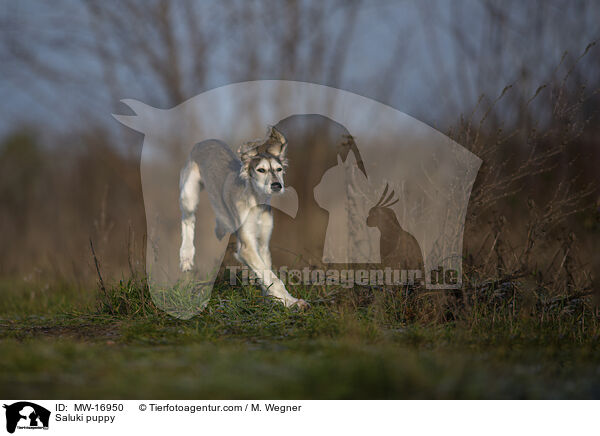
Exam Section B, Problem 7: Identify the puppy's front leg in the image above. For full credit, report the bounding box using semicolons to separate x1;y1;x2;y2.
235;228;305;308
237;244;299;307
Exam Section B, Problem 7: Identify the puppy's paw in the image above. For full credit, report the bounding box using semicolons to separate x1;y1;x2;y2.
180;258;194;272
291;299;310;311
180;269;195;282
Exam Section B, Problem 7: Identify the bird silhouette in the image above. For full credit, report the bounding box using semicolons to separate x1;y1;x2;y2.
367;184;424;272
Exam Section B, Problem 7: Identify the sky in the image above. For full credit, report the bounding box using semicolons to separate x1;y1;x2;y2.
0;0;598;143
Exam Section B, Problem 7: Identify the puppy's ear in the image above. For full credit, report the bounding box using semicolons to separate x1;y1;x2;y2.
240;145;258;163
239;137;261;159
266;126;287;158
267;142;288;159
239;144;259;180
268;126;286;143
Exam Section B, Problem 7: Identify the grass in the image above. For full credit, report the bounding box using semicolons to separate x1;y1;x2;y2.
1;277;599;399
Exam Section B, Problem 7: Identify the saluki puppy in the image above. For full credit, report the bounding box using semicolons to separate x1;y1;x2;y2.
179;126;308;309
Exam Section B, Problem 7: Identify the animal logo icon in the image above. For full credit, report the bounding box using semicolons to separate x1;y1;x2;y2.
3;402;50;434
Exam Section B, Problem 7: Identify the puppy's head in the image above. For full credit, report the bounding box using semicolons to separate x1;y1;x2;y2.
240;126;288;195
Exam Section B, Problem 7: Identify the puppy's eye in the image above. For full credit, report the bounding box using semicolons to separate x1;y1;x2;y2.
256;168;266;173
276;168;283;172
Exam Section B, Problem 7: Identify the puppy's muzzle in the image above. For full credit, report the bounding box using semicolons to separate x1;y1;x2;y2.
271;182;282;192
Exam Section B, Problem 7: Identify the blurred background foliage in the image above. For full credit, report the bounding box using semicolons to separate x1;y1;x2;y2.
0;0;598;290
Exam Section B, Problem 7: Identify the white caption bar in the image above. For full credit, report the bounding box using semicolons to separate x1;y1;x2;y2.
1;400;597;435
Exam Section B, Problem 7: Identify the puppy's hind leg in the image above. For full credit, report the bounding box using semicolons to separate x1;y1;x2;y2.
179;160;203;272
